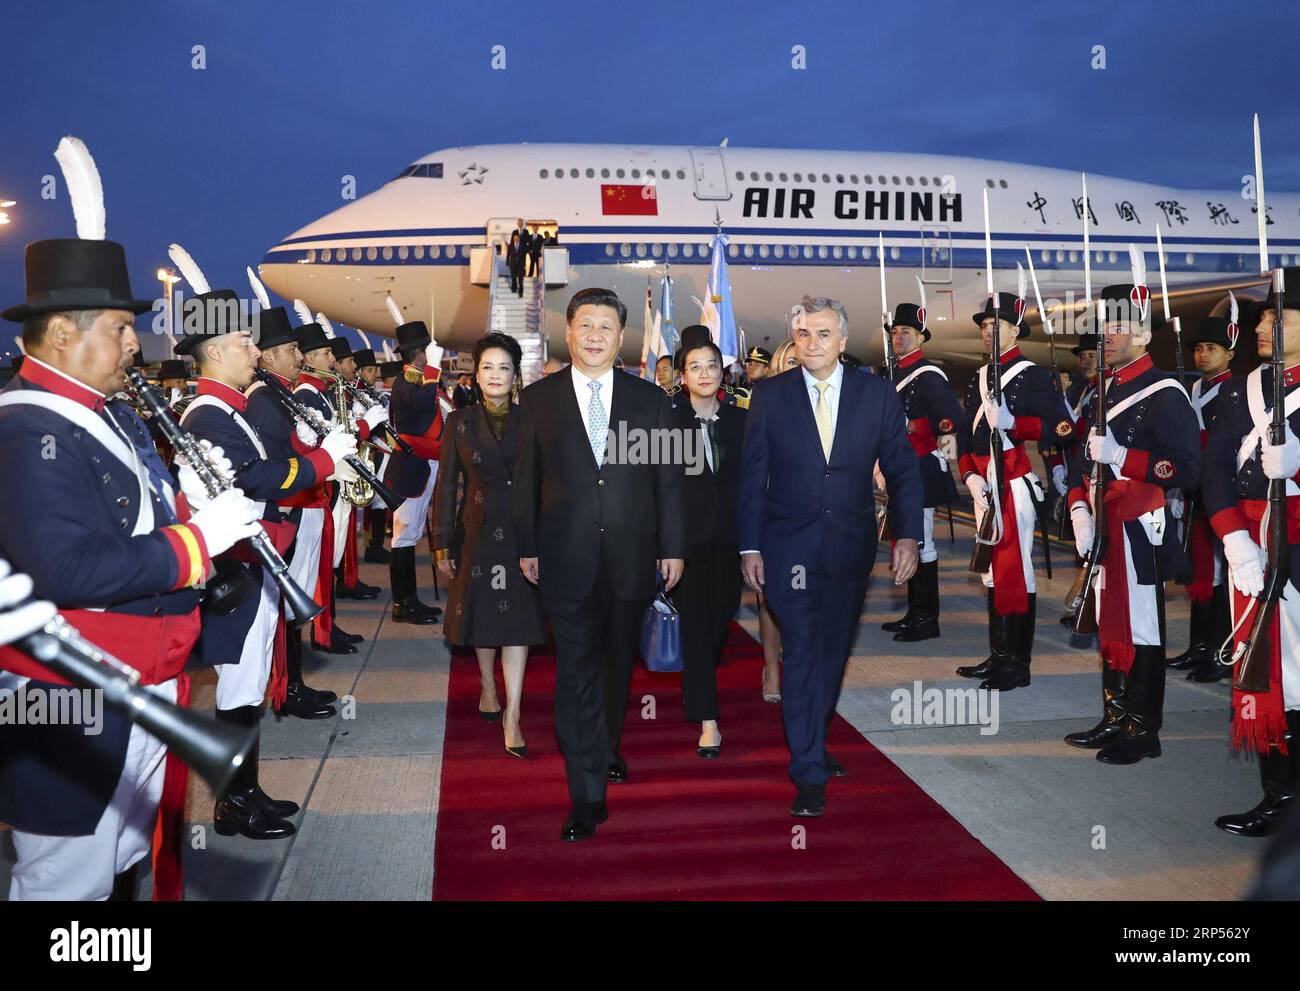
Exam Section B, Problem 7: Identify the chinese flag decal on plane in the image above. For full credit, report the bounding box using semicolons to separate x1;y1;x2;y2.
601;183;658;216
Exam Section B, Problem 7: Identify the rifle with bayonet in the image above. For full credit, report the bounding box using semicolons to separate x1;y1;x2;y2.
971;190;1005;573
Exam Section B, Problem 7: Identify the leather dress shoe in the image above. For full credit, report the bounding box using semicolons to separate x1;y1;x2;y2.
1096;728;1161;764
957;653;1003;680
561;801;608;842
894;616;939;642
339;578;381;600
1187;656;1230;683
280;683;337;720
332;624;365;645
607;755;628;783
881;612;915;634
311;634;358;655
362;545;391;564
791;786;825;817
254;786;299;819
214;790;296;839
391;597;438;625
826;753;846;777
1167;645;1206;671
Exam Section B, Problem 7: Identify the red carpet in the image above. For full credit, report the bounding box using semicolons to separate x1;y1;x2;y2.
432;624;1038;900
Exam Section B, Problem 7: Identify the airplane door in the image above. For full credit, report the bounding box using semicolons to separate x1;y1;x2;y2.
921;225;952;283
689;148;731;201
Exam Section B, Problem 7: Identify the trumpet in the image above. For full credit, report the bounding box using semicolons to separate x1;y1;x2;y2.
15;611;254;794
252;369;406;510
125;368;323;627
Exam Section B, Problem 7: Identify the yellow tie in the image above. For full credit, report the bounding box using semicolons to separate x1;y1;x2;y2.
813;381;833;461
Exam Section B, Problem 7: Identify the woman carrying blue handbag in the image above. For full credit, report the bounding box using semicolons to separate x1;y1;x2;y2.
668;328;747;759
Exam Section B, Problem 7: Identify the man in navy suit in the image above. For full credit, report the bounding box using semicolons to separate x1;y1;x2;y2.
739;296;923;817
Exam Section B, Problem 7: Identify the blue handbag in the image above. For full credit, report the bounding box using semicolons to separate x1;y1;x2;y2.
640;585;683;673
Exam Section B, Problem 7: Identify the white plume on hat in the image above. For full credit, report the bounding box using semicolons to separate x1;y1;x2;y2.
246;266;271;310
167;243;210;295
385;296;405;326
53;137;105;241
292;299;314;326
316;312;336;339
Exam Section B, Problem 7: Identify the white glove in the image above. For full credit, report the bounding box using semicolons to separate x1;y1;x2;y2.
425;340;444;370
0;560;56;646
1224;530;1267;598
965;472;990;511
295;420;319;448
187;489;263;558
1051;463;1068;498
984;398;1015;431
330;458;361;485
1260;425;1300;480
1166;492;1185;520
1070;503;1095;558
176;441;233;511
1087;430;1128;469
320;426;358;467
361;404;388;431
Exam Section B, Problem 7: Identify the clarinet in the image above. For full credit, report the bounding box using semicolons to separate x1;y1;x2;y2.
124;368;323;627
338;376;418;456
252;369;407;510
13;610;253;794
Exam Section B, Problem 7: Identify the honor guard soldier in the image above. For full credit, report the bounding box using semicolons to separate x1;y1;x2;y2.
1063;271;1201;765
1168;308;1238;682
956;290;1074;690
385;316;447;623
880;300;969;642
1202;271;1300;835
327;335;384;603
745;345;772;387
169;251;355;837
0;138;262;899
242;280;347;720
1065;333;1100;454
158;358;190;404
350;347;391;563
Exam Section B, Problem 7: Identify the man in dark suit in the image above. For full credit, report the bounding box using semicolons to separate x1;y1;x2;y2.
514;287;686;841
739;296;923;817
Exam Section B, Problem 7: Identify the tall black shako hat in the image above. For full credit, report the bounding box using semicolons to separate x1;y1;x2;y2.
2;137;154;322
1097;245;1154;329
1185;290;1241;352
1070;333;1100;356
891;277;932;341
352;348;377;369
243;265;298;351
287;299;332;357
157;359;189;380
384;294;431;353
167;244;256;357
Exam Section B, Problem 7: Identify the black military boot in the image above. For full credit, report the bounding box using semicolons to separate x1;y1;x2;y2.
1215;711;1299;837
1097;645;1165;764
981;593;1035;692
278;632;337;720
895;561;940;642
1064;662;1130;748
363;509;391;564
390;546;441;624
1189;584;1232;682
1168;597;1211;671
958;588;1008;678
213;707;296;839
881;575;918;633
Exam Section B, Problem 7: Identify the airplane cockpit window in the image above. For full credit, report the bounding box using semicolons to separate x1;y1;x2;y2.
393;163;442;179
999;179;1008;188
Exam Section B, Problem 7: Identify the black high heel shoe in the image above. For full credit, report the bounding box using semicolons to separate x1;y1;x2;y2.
505;743;528;759
478;707;502;723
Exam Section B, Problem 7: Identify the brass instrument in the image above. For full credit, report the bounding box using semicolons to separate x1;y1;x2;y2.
324;369;376;508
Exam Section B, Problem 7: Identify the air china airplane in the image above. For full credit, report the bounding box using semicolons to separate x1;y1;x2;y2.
258;143;1300;383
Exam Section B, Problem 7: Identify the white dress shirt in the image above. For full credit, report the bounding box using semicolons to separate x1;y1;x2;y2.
571;363;615;436
802;361;845;442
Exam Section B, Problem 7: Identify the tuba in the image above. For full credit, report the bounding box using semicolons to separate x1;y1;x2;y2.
327;370;376;508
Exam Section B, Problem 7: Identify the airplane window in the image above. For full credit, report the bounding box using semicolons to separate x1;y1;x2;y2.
382;247;393;260
934;177;943;186
555;169;564;179
877;175;886;184
460;245;470;258
570;168;579;178
1055;250;1065;263
620;244;631;257
779;172;788;182
652;244;663;257
742;244;753;258
759;244;770;258
667;243;678;257
847;245;858;259
890;247;900;261
398;246;408;260
999;179;1008;188
850;174;858;184
803;245;814;259
764;172;773;181
635;243;646;257
905;176;914;186
540;169;548;178
1068;250;1078;263
808;172;817;183
773;245;785;258
413;246;425;259
616;169;625;178
735;171;744;181
351;248;362;261
676;169;685;179
817;246;828;259
822;174;831;183
1095;250;1104;264
793;172;802;182
366;247;378;260
919;176;928;186
306;249;316;263
601;168;610;178
891;176;900;185
1040;249;1049;264
632;169;641;179
429;245;441;258
1185;252;1194;265
863;175;872;184
750;171;758;181
1107;250;1117;264
832;246;842;259
836;174;844;184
